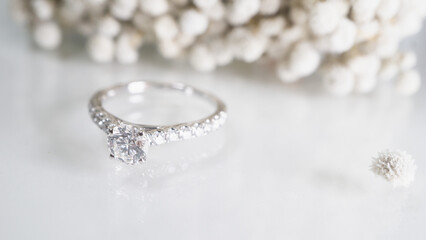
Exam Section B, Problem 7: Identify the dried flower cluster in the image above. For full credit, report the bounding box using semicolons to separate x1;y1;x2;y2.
11;0;425;95
371;149;417;187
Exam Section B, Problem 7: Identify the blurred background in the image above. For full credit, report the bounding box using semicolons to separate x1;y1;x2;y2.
1;0;426;239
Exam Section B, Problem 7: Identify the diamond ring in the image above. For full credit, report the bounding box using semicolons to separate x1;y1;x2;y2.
89;81;227;164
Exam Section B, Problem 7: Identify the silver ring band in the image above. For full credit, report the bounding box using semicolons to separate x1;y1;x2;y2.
88;81;227;164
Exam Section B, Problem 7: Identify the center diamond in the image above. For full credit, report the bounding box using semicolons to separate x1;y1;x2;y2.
107;124;149;164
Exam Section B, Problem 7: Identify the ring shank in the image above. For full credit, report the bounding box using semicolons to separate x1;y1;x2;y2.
89;81;227;132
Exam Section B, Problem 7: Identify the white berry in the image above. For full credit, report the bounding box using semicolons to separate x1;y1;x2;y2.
288;42;321;77
98;15;121;37
139;0;168;17
328;19;357;53
33;21;62;50
323;64;355;95
309;1;342;36
87;35;115;62
154;15;178;40
180;9;209;36
395;70;421;96
189;44;216;72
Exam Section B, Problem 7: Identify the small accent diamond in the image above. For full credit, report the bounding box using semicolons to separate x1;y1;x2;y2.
193;124;205;137
212;115;221;130
179;126;193;139
98;118;111;132
219;112;227;124
203;120;212;133
150;131;167;145
167;128;180;142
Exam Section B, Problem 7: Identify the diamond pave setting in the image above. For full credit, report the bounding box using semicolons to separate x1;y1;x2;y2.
107;123;149;164
147;111;227;146
90;106;227;165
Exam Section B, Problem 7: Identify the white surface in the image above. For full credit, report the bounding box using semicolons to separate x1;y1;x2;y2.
1;4;426;240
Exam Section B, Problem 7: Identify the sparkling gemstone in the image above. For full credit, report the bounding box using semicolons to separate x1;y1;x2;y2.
219;112;227;124
193;124;205;137
96;112;105;118
98;118;111;132
107;124;149;164
167;129;180;142
212;115;221;129
150;131;166;145
179;126;193;139
203;120;212;133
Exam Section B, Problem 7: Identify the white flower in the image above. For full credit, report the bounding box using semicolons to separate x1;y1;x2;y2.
115;32;143;64
378;58;399;81
351;0;381;23
139;0;168;17
158;40;182;59
327;19;356;53
154;15;178;40
356;20;380;43
227;27;268;62
33;21;62;50
276;61;299;83
258;16;286;36
193;0;218;10
288;42;321;77
226;0;260;25
31;0;54;20
323;64;355;95
399;0;426;20
259;0;281;16
202;2;225;21
347;54;381;77
110;0;138;20
395;70;421;96
116;45;139;64
12;0;426;96
278;26;306;45
354;75;377;93
209;38;233;66
334;0;351;16
309;1;343;36
312;37;331;53
180;9;209;36
395;15;423;38
373;31;399;58
398;51;417;71
377;0;401;21
396;0;425;37
87;35;115;62
371;149;417;187
189;44;216;72
97;15;121;37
